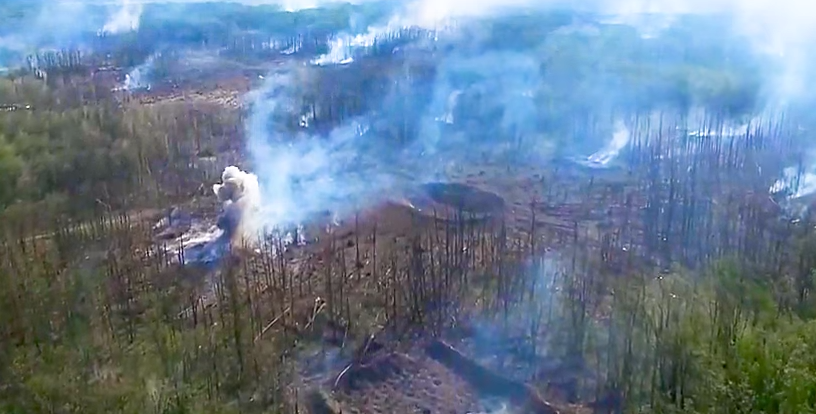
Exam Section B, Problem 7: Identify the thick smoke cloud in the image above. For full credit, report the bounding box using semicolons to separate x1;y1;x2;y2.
213;166;262;242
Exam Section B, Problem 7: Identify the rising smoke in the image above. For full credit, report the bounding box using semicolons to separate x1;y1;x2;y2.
584;121;632;168
156;166;261;266
243;68;398;233
212;165;262;243
99;0;144;34
242;45;560;234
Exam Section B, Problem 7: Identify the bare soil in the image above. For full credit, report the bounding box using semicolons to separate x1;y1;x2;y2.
305;338;562;414
331;351;487;414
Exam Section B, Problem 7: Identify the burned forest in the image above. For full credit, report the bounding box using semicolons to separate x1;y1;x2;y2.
2;1;816;414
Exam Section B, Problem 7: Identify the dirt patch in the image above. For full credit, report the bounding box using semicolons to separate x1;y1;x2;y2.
397;182;506;224
425;340;559;414
422;183;506;215
329;350;488;414
303;338;561;414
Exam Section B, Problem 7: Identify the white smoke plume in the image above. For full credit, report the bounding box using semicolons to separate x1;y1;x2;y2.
585;121;632;168
100;0;144;34
213;166;262;244
770;166;816;199
114;54;155;91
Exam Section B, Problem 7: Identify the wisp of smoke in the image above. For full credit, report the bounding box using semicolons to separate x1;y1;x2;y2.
116;54;155;91
585;121;631;168
311;28;390;65
407;51;541;159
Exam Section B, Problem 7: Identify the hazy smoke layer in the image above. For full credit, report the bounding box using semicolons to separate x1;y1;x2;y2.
245;48;561;232
240;0;816;232
10;0;815;226
0;0;363;62
35;0;816;90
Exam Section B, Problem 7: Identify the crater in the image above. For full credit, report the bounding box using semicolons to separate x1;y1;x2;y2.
396;182;505;222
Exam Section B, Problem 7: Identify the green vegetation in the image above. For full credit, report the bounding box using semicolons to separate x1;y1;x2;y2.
580;260;816;413
0;76;239;226
0;223;290;414
4;196;816;413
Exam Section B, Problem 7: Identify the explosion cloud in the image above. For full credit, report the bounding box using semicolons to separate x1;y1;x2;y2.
213;166;262;244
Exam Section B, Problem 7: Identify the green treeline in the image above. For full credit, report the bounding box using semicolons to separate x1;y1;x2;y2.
586;259;816;413
0;77;240;224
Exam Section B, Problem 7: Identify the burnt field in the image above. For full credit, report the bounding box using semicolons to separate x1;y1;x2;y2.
32;110;805;413
3;91;815;413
